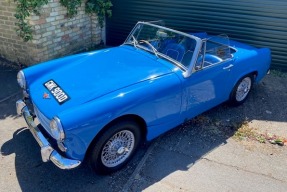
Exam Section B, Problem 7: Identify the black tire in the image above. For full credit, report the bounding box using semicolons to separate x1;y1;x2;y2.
89;121;142;174
229;74;254;106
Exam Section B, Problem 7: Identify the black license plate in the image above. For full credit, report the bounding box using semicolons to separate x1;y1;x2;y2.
44;80;70;105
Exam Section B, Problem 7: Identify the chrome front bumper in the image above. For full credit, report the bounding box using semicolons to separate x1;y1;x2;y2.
16;99;81;169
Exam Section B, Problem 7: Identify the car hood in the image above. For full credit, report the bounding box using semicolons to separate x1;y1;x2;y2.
28;45;173;119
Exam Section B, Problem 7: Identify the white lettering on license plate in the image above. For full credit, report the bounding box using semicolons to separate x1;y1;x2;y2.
44;80;69;104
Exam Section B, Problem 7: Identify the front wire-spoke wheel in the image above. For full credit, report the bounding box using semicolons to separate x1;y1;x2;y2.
89;121;142;174
101;130;135;168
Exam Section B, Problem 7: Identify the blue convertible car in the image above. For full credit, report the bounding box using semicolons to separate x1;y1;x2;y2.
16;21;271;174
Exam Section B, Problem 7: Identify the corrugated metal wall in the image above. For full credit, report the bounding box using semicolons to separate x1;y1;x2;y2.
106;0;287;71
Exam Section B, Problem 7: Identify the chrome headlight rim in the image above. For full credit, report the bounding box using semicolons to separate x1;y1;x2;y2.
50;117;65;141
17;70;26;89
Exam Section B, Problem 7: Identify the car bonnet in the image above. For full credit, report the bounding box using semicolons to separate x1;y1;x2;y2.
28;45;173;119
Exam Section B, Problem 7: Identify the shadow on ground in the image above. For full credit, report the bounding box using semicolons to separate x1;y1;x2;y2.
0;109;148;191
0;64;20;120
1;72;286;191
0;60;20;97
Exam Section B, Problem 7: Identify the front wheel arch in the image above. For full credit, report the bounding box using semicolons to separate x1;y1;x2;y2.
84;114;147;163
88;120;143;174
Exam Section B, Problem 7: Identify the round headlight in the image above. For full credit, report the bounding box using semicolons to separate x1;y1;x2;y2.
50;117;65;141
17;70;26;89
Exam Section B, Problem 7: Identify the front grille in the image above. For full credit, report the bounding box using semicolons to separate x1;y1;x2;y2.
33;105;53;136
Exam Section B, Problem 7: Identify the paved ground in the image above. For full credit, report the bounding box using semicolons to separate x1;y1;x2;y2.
0;63;287;192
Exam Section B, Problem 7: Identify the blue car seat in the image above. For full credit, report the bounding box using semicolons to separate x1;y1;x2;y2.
163;43;186;62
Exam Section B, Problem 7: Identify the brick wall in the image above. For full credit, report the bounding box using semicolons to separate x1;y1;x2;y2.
0;0;102;66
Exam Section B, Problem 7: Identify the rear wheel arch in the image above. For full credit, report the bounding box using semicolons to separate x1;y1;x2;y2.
252;71;259;81
229;71;257;106
230;71;257;91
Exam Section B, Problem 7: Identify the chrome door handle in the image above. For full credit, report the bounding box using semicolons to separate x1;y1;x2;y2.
223;64;234;70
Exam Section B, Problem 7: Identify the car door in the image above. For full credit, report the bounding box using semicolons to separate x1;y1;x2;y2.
181;40;234;119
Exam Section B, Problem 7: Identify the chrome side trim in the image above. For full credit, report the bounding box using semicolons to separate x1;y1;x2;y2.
16;99;81;169
223;64;234;70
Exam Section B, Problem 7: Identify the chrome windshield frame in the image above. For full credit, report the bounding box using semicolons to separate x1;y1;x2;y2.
124;21;202;78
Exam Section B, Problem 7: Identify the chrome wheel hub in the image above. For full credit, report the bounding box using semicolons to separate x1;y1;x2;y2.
101;130;135;167
117;146;127;155
236;77;252;102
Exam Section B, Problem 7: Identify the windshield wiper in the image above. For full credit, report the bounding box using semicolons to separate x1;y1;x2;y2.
125;36;159;58
124;35;139;48
139;40;158;58
131;35;138;47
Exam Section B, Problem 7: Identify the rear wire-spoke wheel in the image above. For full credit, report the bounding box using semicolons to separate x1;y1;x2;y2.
89;121;142;174
230;74;253;106
236;77;252;102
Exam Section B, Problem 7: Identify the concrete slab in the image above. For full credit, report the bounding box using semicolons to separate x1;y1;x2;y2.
129;140;287;192
204;139;287;182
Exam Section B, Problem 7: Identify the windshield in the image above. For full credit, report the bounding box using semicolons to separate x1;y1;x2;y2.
124;22;198;69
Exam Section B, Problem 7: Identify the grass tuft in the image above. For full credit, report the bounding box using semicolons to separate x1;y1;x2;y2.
233;121;286;146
